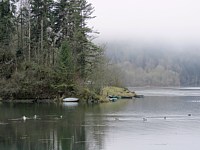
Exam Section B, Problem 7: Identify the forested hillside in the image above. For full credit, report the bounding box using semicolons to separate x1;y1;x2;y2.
0;0;114;100
106;40;200;87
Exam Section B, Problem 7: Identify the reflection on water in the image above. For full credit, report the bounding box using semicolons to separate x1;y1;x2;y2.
1;88;200;150
62;102;79;107
0;103;86;150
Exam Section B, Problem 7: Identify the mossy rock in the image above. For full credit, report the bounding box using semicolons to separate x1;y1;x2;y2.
101;86;135;101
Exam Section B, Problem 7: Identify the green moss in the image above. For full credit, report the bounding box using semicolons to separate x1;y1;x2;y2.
102;86;135;97
100;86;135;102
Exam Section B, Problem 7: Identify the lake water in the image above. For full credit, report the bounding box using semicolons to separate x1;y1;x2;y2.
1;87;200;150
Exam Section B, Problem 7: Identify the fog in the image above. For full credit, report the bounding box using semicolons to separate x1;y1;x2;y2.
87;0;200;86
88;0;200;44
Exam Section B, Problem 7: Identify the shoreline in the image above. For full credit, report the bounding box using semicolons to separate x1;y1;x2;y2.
0;86;136;103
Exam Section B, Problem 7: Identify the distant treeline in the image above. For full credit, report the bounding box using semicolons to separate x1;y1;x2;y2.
106;41;200;87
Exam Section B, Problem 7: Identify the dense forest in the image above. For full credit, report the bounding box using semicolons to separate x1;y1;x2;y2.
2;0;198;101
0;0;120;101
106;40;200;87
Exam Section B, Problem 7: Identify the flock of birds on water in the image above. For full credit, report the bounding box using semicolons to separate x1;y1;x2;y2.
141;113;192;122
7;115;63;122
114;113;193;122
0;115;63;125
0;113;193;125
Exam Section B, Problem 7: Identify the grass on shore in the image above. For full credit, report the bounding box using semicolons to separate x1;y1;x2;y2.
100;86;136;102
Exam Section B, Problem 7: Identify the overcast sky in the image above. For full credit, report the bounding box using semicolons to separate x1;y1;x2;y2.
88;0;200;44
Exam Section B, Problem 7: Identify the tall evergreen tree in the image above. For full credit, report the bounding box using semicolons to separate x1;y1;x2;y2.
58;40;75;83
0;0;14;47
16;0;31;60
53;0;99;79
30;0;53;64
0;0;16;79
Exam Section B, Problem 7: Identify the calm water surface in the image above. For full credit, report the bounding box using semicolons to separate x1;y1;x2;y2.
1;87;200;150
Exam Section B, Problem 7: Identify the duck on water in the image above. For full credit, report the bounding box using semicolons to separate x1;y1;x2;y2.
23;115;39;120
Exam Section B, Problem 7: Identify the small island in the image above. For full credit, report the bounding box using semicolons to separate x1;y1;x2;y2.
100;86;136;102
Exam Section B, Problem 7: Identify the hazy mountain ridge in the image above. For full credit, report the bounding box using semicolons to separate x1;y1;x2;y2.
105;41;200;87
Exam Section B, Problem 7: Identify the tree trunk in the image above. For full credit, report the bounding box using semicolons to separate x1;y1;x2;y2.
28;4;31;62
41;18;44;64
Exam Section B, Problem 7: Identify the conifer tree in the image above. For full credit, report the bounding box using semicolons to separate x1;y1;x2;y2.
0;0;14;47
30;0;53;64
59;40;75;83
0;0;16;79
53;0;100;79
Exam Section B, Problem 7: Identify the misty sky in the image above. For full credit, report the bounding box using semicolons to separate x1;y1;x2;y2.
88;0;200;43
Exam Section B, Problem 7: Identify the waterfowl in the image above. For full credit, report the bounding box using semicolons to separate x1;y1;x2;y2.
143;118;147;122
55;115;62;119
114;118;119;121
33;115;37;119
22;116;27;121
